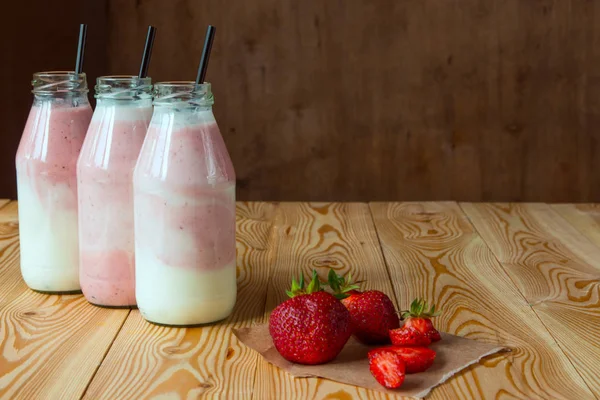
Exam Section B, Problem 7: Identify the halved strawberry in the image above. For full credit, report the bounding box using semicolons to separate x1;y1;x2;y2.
401;298;442;342
389;325;431;346
386;346;436;373
367;348;406;389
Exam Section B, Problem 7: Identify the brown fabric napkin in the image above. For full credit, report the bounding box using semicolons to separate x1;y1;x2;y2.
233;323;509;399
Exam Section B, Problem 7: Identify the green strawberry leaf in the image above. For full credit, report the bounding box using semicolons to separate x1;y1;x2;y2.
325;268;363;297
287;273;309;298
403;298;442;318
328;268;340;292
306;270;321;294
290;278;299;293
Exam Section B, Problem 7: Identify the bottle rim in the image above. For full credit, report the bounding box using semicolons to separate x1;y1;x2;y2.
31;71;88;94
153;81;213;106
95;75;152;100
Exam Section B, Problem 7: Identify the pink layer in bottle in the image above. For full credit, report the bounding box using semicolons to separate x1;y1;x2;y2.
17;104;92;207
135;120;236;271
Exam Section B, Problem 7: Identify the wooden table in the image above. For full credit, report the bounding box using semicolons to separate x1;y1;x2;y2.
0;200;599;399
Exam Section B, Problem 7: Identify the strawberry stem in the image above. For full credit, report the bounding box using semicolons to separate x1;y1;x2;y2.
325;268;361;299
401;298;442;319
286;270;322;298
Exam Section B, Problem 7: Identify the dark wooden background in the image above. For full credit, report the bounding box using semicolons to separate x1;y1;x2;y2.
2;0;599;202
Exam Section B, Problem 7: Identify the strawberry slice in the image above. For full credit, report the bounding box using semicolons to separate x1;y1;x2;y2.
401;298;442;342
389;325;431;346
386;346;436;373
367;348;406;389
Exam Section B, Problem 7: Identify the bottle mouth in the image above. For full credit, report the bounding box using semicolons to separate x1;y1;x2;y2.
153;81;213;106
95;75;152;100
32;71;88;94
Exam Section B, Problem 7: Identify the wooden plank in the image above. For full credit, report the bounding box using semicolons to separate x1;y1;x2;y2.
0;201;17;222
370;202;595;400
0;202;129;399
83;202;278;399
253;202;400;400
0;202;22;304
551;204;600;248
461;202;600;396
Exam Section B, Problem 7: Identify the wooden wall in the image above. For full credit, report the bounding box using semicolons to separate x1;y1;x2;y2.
2;0;600;202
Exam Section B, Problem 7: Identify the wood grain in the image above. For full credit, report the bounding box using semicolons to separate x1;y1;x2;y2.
0;203;129;399
552;204;600;248
0;202;22;305
83;202;278;399
0;201;17;221
461;202;600;396
370;202;595;399
253;202;402;400
2;200;599;398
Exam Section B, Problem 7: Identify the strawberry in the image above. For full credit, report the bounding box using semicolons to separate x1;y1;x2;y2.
368;348;406;389
389;325;431;346
401;298;442;342
385;346;436;373
269;270;353;365
327;269;400;344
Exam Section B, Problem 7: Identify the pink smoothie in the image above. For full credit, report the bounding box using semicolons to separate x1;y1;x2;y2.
17;104;92;206
77;107;151;307
16;103;92;292
134;120;236;271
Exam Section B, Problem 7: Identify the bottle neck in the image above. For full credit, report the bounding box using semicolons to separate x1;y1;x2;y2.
33;93;90;107
150;104;216;129
96;97;153;107
95;75;153;102
152;81;214;110
31;71;89;104
153;103;213;112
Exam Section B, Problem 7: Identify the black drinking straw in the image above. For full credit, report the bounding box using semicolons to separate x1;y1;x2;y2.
75;24;87;74
195;25;216;84
138;26;157;78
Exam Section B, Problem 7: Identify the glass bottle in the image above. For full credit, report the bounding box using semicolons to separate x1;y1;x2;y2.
77;76;153;307
15;71;92;293
133;82;236;325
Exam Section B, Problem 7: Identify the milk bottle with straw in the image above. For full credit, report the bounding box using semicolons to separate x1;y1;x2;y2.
16;25;92;292
77;27;157;307
134;26;237;325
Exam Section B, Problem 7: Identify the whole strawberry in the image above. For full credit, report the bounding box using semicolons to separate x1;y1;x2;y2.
328;269;400;345
269;270;353;365
401;298;442;342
